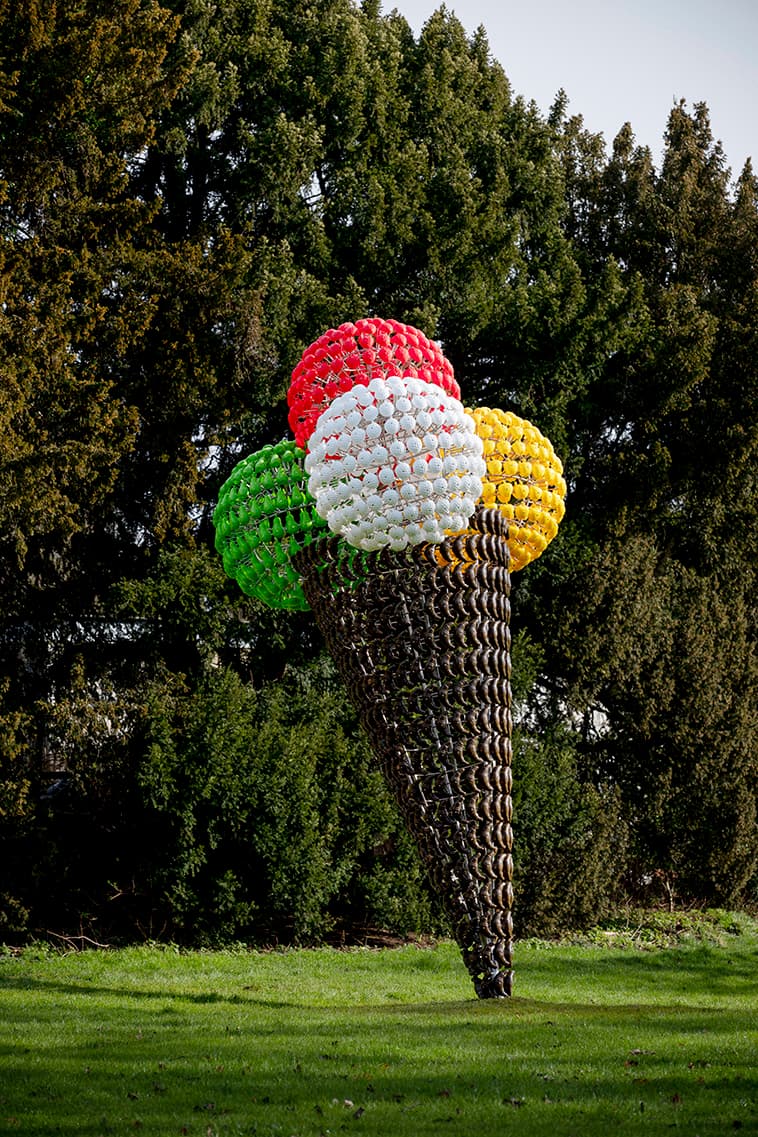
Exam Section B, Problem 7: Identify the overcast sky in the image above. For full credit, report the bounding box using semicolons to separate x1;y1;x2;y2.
391;0;757;179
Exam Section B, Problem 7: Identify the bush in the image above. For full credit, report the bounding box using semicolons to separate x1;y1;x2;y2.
512;722;629;938
0;654;438;945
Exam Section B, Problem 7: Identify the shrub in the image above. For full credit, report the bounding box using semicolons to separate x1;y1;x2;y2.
513;722;629;938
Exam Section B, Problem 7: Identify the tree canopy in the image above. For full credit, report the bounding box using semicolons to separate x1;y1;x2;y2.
1;0;755;942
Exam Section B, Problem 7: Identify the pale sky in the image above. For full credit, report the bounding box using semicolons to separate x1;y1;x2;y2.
391;0;757;179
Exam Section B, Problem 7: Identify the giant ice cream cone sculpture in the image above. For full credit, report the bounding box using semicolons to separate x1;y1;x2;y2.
213;318;566;997
294;507;514;996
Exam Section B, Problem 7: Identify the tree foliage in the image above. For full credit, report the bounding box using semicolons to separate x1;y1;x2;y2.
1;0;755;942
547;97;758;905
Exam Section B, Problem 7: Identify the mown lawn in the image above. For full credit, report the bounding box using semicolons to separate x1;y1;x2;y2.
0;917;756;1136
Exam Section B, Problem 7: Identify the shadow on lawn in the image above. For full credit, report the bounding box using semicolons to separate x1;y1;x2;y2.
0;975;293;1008
0;978;752;1033
0;994;754;1137
1;943;756;1135
0;940;755;1013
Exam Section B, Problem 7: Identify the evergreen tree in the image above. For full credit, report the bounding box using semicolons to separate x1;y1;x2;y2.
2;2;754;939
0;0;189;932
549;97;758;902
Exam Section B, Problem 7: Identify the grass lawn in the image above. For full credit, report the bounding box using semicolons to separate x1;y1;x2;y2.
0;914;756;1136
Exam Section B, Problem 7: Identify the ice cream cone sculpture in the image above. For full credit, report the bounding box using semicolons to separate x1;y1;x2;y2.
213;318;566;997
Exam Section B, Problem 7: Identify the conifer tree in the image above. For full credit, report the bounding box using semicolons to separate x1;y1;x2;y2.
2;2;755;937
549;98;758;903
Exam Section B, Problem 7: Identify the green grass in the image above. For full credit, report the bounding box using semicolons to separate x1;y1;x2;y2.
1;918;756;1136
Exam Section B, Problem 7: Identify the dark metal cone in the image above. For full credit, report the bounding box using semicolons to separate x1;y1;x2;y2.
294;508;514;998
